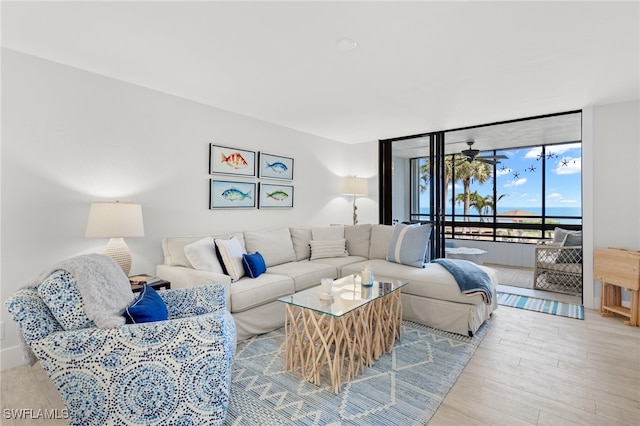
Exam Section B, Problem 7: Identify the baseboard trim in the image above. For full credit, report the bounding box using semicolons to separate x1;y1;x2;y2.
1;345;25;371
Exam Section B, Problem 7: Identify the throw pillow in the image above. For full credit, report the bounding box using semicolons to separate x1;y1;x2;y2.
309;239;348;260
242;252;267;278
124;284;168;324
558;229;583;263
184;237;224;273
311;225;344;241
386;223;432;268
215;236;247;282
38;269;95;330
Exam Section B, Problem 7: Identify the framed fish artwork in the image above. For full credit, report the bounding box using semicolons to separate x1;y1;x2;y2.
210;180;256;209
258;152;294;180
210;144;256;177
259;183;294;209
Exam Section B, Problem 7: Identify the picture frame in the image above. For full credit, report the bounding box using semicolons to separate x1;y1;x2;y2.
258;152;294;180
210;144;256;177
259;183;294;209
210;180;256;209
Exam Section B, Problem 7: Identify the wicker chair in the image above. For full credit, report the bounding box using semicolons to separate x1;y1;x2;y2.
533;240;583;294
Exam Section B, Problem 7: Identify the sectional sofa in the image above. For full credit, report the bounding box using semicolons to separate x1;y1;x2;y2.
156;224;498;341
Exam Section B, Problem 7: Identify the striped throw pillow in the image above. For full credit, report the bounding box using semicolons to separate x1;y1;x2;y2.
387;223;432;268
309;239;348;260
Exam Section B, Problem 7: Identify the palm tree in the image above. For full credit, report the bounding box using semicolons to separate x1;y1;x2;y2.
420;156;493;220
455;192;509;221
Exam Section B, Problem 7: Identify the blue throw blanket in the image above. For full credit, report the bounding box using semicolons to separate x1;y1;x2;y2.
432;258;493;304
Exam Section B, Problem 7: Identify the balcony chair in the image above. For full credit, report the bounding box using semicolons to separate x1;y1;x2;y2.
533;228;583;295
5;254;236;426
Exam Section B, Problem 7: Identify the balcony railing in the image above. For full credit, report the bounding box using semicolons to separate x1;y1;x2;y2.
410;213;582;244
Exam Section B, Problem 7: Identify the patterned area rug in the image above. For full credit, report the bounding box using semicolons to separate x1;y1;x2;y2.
225;321;489;425
497;292;585;320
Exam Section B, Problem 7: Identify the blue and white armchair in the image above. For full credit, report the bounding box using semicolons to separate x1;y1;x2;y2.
6;282;236;426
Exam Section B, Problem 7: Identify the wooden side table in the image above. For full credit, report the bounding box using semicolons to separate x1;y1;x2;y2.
594;247;640;326
131;279;171;293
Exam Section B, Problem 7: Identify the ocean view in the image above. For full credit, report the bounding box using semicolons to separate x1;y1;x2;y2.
418;206;582;224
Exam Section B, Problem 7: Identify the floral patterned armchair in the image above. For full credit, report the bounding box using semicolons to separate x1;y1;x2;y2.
6;282;236;426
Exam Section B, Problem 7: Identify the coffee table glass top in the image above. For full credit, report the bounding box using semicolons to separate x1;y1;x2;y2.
277;274;408;317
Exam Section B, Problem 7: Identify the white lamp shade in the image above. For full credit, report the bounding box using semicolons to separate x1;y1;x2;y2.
85;202;145;238
341;177;368;196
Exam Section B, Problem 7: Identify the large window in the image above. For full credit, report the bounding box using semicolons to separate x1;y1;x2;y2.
384;111;583;245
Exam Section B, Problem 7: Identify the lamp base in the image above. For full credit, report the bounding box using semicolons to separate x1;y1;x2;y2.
103;237;132;276
352;197;358;225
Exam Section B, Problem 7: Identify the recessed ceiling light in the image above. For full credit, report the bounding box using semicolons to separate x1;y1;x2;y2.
337;38;357;51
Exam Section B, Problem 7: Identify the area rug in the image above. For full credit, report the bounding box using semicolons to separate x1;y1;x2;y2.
497;292;584;320
225;320;490;425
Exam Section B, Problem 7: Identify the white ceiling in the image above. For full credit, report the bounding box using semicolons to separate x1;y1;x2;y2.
2;1;639;144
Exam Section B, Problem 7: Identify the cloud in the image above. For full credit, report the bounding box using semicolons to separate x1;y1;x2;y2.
497;168;512;176
522;143;581;160
560;199;577;203
547;192;563;200
554;157;581;175
524;147;541;159
504;178;527;187
547;143;581;155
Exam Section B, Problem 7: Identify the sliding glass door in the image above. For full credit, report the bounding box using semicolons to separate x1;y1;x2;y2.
379;132;446;259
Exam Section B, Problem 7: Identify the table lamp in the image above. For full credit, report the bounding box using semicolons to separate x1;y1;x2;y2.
85;201;144;276
341;176;368;225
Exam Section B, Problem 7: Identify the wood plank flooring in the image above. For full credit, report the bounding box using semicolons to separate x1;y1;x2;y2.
1;306;638;425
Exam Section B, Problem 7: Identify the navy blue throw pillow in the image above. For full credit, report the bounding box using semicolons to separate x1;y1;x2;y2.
124;284;168;324
242;252;267;278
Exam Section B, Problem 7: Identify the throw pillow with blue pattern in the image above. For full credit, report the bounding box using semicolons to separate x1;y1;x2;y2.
38;269;95;330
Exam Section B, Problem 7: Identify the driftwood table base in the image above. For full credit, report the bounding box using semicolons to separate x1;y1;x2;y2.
283;287;403;394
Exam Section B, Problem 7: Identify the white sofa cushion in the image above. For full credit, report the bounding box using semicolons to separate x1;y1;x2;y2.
312;225;344;240
244;228;296;267
215;236;246;282
163;232;245;267
345;224;372;258
369;224;394;259
268;261;338;292
229;274;294;313
342;259;497;306
184;237;224;274
290;227;312;260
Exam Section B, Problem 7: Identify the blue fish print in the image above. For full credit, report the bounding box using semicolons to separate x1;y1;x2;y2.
221;187;252;201
266;161;288;173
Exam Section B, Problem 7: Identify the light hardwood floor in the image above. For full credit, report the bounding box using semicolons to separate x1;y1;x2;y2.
1;306;638;425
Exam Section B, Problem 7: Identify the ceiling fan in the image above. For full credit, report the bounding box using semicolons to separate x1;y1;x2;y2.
459;140;508;165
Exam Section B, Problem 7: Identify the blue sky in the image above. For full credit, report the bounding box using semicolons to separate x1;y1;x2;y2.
420;142;582;211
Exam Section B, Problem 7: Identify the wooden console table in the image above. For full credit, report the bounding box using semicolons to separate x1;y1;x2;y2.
594;247;640;326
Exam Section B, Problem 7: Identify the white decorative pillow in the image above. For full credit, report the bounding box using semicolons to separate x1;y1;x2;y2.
312;225;344;241
215;236;247;282
387;223;432;268
38;269;95;330
184;237;224;274
309;239;348;260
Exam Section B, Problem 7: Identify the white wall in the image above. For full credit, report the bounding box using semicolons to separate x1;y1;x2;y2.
587;100;640;309
0;49;377;368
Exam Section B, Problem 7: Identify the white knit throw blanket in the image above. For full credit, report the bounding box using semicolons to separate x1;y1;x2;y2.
19;254;135;365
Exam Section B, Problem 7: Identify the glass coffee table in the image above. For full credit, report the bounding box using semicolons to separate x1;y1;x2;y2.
277;275;408;393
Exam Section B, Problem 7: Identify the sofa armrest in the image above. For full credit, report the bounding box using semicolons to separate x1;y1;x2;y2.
156;264;231;309
158;284;228;318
